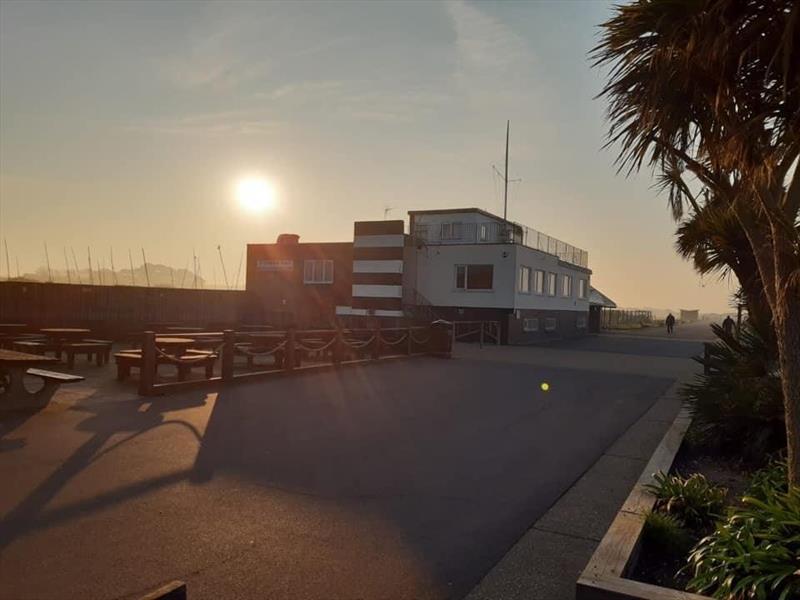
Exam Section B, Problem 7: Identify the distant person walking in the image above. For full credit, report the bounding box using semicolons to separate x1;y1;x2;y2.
665;313;676;335
722;315;735;336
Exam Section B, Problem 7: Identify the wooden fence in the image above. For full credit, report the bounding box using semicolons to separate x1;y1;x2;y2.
0;281;257;337
138;322;452;396
451;321;501;347
601;309;653;329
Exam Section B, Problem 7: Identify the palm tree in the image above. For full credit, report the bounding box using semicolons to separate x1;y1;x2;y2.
594;0;800;485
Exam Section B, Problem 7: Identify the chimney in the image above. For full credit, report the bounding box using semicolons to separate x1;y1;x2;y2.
276;233;300;244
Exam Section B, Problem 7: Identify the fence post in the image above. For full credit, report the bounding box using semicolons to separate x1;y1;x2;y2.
372;322;381;360
479;322;484;348
139;331;156;396
285;327;296;370
407;327;413;355
333;327;343;365
222;329;235;381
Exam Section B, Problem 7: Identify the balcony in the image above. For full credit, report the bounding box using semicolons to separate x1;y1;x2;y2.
413;220;589;269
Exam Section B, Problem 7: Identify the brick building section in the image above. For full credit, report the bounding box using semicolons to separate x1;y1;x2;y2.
245;238;352;327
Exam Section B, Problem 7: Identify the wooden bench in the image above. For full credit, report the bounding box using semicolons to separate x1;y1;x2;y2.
115;351;218;382
26;368;84;394
62;342;111;368
83;339;113;363
12;340;62;359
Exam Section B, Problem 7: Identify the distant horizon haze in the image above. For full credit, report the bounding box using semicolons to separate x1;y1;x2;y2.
0;0;735;312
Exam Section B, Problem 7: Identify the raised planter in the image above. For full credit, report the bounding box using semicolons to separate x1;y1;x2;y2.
576;406;712;600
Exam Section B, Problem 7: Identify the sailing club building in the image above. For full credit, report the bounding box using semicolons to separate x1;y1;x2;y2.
246;208;599;344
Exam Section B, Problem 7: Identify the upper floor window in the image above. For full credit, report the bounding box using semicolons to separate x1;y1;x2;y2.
304;259;333;284
579;279;588;299
518;266;532;293
534;270;545;295
479;223;489;242
562;274;572;297
547;272;557;296
441;222;463;240
455;264;493;290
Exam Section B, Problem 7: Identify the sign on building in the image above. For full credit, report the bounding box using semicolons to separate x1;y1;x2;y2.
257;259;294;271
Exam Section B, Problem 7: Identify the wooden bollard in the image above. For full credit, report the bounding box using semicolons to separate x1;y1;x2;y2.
285;327;296;370
372;324;381;360
222;329;235;381
139;331;157;396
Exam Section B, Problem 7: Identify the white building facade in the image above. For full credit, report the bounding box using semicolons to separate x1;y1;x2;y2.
405;208;591;343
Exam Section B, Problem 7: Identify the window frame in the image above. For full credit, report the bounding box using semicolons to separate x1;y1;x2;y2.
547;272;557;297
518;265;532;294
441;222;463;241
522;317;539;332
544;317;557;331
303;259;334;284
533;269;545;295
479;223;488;242
579;279;587;299
561;274;572;298
454;264;494;291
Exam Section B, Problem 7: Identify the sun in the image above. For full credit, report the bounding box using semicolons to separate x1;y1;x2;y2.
236;177;276;213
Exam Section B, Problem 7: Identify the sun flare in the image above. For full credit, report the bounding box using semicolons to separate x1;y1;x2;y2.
236;177;276;213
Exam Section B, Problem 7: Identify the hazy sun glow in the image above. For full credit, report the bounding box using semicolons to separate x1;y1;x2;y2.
236;177;276;212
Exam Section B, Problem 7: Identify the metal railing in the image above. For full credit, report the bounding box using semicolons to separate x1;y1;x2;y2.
601;309;653;329
413;221;588;269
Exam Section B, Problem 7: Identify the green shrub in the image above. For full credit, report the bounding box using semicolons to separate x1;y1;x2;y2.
642;511;694;556
644;471;727;529
746;458;789;501
685;487;800;600
681;323;785;460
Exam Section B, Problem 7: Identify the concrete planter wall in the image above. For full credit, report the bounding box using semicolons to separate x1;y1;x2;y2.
576;407;713;600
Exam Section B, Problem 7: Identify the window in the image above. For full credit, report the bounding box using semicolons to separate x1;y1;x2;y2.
479;223;488;242
533;270;545;295
576;315;587;329
547;272;557;296
562;274;572;297
518;266;531;293
579;279;588;299
544;317;557;331
523;317;539;332
455;264;493;290
441;222;463;240
303;259;333;284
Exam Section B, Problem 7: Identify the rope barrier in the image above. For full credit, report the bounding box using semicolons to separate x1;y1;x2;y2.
410;333;431;345
380;333;408;346
235;341;286;357
342;336;375;349
294;337;337;353
154;346;217;365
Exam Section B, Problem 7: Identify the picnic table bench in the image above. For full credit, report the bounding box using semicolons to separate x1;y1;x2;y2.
0;349;84;410
115;349;217;382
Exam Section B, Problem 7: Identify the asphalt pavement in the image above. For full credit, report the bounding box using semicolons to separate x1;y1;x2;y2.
0;329;703;600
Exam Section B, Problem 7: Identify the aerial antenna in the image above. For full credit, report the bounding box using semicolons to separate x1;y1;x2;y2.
493;120;522;222
234;248;244;290
3;239;10;280
87;247;94;285
71;247;82;284
170;266;175;288
110;247;118;285
193;250;198;289
128;249;136;286
141;248;151;287
44;243;53;282
217;245;230;289
63;247;71;284
15;256;20;279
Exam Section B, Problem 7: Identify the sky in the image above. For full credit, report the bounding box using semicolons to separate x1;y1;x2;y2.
0;0;736;311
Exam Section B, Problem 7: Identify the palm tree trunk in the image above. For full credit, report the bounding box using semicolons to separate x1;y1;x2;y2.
775;294;800;488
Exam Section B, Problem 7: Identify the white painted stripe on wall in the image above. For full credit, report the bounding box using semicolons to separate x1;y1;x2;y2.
353;234;405;248
352;284;403;298
374;309;404;317
336;306;368;316
352;260;404;274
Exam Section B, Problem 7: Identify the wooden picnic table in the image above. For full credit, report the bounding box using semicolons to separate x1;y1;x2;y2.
0;349;58;401
155;337;196;355
164;326;205;333
40;328;92;340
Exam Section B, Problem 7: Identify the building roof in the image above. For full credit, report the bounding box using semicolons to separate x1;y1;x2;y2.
589;286;617;308
408;207;512;223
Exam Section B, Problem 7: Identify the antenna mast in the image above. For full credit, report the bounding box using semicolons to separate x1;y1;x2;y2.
71;247;82;284
503;120;509;221
63;247;71;284
87;247;94;285
110;247;118;285
217;245;230;290
128;249;136;286
3;239;10;280
141;248;151;287
44;243;53;282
